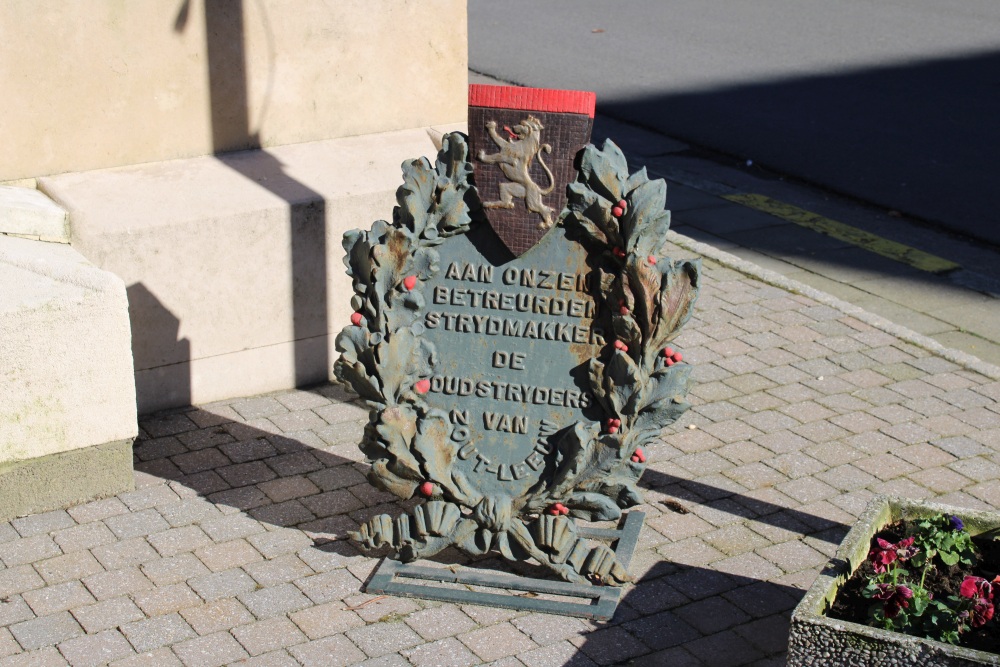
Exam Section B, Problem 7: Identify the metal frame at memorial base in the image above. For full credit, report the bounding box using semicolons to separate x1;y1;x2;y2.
366;511;644;620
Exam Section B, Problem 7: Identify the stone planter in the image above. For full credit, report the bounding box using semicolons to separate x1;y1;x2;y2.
788;496;1000;667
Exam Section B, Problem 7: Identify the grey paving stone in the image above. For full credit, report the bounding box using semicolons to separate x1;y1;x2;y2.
34;550;105;586
216;462;277;488
82;567;154;601
51;523;117;554
11;512;75;539
238;583;312;619
673;596;752;635
133;583;202;617
230;649;300;666
194;539;263;573
109;647;182;666
623;608;701;652
0;525;17;546
403;636;480;667
405;605;477;642
243;554;312;588
231;617;307;656
347;595;420;623
118;485;181;512
171;631;249;667
0;565;44;598
0;628;19;659
198;516;266;543
23;581;95;616
119;613;196;652
103;509;170;540
683;628;766;667
294;569;362;604
140;553;211;587
249;500;315;527
288;602;365;639
572;625;647;665
146;525;212;558
247;529;313;560
9;612;83;650
289;634;367;667
70;596;145;634
219;439;278;464
257;476;321;503
179;598;255;636
56;629;134;667
0;596;34;627
0;647;70;667
141;413;198;438
347;621;423;658
188;569;258;602
231;397;289;421
0;535;61;567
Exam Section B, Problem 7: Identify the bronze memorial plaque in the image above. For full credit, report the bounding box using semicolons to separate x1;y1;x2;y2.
334;86;700;616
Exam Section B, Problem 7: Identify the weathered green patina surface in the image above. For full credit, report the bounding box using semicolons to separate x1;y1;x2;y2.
334;125;700;585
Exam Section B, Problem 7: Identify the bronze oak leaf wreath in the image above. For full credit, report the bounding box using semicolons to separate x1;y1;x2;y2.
334;134;700;585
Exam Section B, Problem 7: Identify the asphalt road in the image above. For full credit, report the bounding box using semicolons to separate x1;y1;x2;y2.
468;0;1000;246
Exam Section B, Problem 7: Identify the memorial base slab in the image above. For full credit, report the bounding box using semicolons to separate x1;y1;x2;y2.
366;511;644;620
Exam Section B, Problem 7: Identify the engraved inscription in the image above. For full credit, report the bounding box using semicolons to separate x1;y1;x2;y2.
418;225;606;489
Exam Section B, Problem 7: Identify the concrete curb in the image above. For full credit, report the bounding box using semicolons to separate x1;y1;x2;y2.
668;230;1000;381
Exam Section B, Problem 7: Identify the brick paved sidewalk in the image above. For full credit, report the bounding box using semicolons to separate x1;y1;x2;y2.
2;241;998;667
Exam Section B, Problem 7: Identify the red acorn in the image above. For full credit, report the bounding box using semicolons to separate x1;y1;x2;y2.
419;481;434;497
414;379;430;394
662;347;683;365
612;247;625;258
614;340;628;352
619;305;629;315
350;312;363;326
611;205;624;218
647;255;657;265
618;199;627;209
631;448;647;464
559;504;570;516
403;275;417;290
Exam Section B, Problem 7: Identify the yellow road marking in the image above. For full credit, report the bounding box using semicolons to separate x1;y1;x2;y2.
722;193;961;275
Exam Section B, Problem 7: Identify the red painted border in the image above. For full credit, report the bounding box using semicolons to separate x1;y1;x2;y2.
469;84;596;118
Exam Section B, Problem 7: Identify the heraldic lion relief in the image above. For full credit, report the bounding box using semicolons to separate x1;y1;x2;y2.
477;115;557;229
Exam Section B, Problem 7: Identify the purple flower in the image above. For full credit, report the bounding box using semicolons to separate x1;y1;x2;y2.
960;576;993;601
970;599;995;628
949;515;964;532
868;537;918;573
872;583;914;618
894;536;918;562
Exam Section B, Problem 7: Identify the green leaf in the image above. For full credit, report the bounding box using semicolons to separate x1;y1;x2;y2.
577;140;628;203
651;259;701;351
548;422;599;499
566;492;621;522
604;350;644;416
621;177;666;251
410;409;475;505
938;550;960;566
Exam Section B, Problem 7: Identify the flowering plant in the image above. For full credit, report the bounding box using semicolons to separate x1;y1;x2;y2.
851;513;999;646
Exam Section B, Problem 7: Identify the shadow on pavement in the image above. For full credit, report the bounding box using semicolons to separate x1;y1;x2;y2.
600;49;1000;249
136;386;839;666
